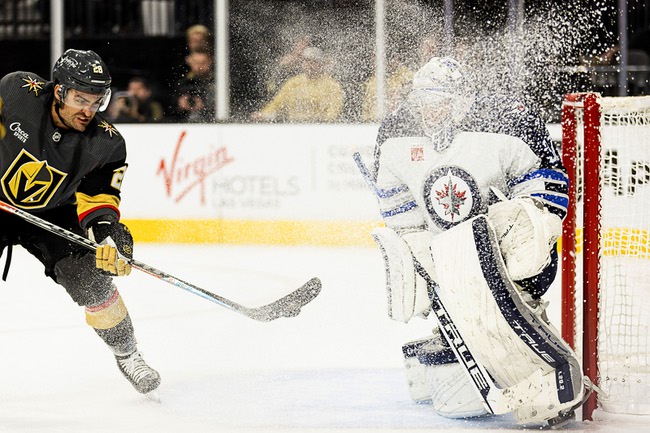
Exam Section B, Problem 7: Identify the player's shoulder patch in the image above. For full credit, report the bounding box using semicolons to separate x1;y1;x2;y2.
18;74;47;97
0;72;52;119
2;71;47;96
96;118;121;139
0;72;48;97
82;115;126;161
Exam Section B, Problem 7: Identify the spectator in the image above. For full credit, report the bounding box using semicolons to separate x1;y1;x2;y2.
360;52;414;122
171;24;213;103
186;24;211;54
251;47;344;123
176;49;215;122
418;33;441;67
263;35;314;98
108;77;164;123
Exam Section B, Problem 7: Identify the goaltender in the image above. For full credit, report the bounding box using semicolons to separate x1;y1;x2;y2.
0;49;160;394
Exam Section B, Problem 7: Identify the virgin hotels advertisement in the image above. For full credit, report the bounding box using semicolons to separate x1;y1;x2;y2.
118;123;379;221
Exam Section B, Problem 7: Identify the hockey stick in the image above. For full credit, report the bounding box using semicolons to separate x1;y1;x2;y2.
0;200;321;322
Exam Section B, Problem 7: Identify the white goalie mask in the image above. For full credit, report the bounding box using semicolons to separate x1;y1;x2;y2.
407;57;475;151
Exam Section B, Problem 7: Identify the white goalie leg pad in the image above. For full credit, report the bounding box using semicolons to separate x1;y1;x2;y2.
402;333;488;418
403;337;436;404
372;227;434;322
429;215;584;424
487;196;562;281
513;371;588;425
428;361;490;419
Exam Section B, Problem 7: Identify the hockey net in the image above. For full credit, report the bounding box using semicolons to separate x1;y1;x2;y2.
561;93;650;420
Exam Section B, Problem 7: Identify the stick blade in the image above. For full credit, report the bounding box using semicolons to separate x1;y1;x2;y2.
244;277;322;322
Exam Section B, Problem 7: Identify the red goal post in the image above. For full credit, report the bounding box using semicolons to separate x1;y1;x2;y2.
561;93;650;421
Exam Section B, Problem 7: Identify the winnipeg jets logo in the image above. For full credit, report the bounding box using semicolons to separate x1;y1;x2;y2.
21;76;45;96
435;176;467;220
98;120;119;137
423;166;482;230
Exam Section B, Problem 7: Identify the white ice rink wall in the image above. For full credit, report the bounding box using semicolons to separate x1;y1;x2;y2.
118;123;383;245
119;123;562;246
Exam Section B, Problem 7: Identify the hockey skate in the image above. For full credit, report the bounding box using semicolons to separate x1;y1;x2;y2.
545;376;595;430
116;350;161;394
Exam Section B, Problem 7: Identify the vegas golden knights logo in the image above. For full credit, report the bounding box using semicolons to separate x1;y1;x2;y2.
1;149;67;209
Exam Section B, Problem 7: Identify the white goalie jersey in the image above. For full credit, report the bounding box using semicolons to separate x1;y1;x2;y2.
373;94;569;237
365;94;570;323
376;130;539;235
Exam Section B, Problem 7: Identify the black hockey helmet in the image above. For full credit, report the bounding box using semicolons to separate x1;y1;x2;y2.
52;49;112;110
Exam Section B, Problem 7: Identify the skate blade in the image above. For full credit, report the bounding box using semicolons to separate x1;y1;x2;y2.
145;390;161;403
546;410;575;429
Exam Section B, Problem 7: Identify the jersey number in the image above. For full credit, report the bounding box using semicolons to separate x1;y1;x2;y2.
111;166;127;190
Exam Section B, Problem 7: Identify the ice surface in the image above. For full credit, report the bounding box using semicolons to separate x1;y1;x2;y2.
0;244;646;432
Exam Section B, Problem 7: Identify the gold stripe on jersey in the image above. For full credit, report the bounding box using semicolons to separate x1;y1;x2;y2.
76;192;120;217
85;290;128;330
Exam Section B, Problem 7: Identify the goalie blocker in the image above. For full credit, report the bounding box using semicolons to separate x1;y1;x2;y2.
374;215;586;425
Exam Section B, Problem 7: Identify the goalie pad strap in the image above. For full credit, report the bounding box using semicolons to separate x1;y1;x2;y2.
402;333;457;366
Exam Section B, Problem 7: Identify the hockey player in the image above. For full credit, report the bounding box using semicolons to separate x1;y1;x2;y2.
0;49;160;395
359;57;587;426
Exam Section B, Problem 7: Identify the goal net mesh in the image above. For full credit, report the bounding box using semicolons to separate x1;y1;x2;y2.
565;95;650;415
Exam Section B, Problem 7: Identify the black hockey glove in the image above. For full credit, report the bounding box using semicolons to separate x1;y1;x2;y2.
88;218;134;277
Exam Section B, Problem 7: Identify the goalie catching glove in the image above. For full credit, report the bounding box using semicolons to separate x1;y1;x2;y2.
88;216;134;276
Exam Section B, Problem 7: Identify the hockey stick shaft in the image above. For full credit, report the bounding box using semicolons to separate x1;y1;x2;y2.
0;200;321;322
412;259;509;414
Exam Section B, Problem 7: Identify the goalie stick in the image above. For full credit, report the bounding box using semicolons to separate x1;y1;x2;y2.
0;200;321;322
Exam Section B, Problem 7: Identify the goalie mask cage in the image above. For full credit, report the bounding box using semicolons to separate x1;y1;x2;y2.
561;93;650;421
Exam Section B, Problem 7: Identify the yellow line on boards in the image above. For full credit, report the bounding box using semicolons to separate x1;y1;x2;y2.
123;219;384;247
124;220;650;258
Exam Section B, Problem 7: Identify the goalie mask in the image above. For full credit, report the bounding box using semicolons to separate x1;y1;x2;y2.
407;57;474;151
52;49;112;112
